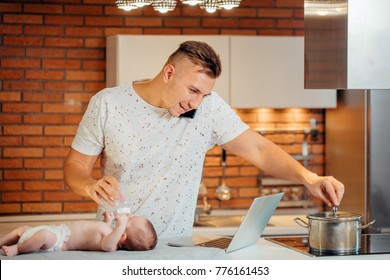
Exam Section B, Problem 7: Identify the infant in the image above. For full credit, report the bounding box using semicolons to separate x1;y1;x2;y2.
0;212;157;257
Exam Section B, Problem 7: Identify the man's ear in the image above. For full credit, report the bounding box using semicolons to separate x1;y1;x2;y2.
163;64;175;82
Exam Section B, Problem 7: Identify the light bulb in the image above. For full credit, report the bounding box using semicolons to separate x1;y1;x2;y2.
132;0;152;7
182;0;203;5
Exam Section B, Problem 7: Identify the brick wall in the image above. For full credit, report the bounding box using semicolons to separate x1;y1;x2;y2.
0;0;322;215
203;108;324;210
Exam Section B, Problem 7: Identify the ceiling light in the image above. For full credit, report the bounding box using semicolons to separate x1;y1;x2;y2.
218;0;241;10
181;0;203;5
115;0;138;11
200;0;219;13
116;0;241;14
152;0;177;13
131;0;152;7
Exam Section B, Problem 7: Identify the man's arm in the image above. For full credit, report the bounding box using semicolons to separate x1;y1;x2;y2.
64;148;120;205
222;129;344;207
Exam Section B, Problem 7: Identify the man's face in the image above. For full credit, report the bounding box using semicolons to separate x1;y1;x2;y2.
162;60;216;117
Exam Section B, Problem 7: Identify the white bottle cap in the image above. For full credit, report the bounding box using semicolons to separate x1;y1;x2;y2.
116;207;131;214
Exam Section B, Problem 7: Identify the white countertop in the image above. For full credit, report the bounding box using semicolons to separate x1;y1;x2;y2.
192;214;390;260
228;238;390;260
2;213;387;280
1;213;389;260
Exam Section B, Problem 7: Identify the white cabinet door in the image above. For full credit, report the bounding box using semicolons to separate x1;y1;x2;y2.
230;36;336;108
106;35;230;103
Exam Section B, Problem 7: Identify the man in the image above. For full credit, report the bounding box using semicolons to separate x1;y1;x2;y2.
64;41;344;238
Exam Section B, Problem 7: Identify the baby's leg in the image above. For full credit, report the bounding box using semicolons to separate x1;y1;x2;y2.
0;225;31;247
2;229;57;256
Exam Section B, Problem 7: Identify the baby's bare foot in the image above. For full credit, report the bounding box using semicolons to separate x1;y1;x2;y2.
2;245;19;257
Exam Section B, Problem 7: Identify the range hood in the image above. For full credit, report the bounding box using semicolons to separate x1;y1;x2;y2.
304;0;390;89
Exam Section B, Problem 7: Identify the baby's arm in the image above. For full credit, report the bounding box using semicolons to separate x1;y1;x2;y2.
100;214;127;252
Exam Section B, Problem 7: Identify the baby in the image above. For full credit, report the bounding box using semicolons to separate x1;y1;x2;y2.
0;212;157;257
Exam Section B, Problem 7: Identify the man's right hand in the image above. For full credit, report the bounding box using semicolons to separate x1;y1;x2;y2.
87;176;121;206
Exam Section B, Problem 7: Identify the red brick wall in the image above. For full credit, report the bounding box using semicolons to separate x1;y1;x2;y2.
0;0;321;215
204;108;324;210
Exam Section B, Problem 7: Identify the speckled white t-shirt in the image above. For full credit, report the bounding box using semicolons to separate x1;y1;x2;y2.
72;82;249;238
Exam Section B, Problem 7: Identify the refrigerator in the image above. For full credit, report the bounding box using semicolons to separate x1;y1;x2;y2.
326;90;390;233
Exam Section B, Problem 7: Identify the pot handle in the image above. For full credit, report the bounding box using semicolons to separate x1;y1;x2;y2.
294;217;309;228
359;220;376;230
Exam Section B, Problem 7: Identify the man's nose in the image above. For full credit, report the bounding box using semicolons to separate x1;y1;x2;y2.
189;95;203;109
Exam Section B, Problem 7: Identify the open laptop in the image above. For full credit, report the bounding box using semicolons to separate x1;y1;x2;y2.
168;192;283;253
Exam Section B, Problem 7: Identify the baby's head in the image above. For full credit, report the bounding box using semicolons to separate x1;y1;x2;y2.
120;215;157;251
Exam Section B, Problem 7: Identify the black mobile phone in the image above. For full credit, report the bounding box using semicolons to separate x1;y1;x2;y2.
179;109;197;119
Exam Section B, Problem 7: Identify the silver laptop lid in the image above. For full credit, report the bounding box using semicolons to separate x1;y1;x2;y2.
226;192;283;253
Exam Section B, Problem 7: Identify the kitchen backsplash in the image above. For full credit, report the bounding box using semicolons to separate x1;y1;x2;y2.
201;108;325;210
0;0;314;215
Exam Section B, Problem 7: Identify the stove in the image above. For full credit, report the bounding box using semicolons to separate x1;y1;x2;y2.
266;234;390;257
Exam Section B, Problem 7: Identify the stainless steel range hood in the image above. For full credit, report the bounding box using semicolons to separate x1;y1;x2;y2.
304;0;390;89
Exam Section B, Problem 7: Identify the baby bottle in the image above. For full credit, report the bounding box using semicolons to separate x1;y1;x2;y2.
115;198;131;214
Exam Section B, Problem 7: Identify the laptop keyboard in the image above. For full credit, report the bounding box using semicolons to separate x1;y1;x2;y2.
197;237;232;250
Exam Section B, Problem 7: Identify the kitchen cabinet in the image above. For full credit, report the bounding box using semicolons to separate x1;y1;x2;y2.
230;36;336;108
106;35;336;108
106;35;230;102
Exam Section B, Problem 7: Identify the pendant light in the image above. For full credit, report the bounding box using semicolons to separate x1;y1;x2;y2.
181;0;203;5
218;0;241;10
116;0;137;11
115;0;241;14
131;0;152;7
200;0;219;13
152;0;177;13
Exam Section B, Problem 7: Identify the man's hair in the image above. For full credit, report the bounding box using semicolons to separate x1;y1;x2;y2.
120;218;158;251
167;41;222;79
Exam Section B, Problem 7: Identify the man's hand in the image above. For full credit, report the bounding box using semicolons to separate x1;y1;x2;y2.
86;176;121;206
305;174;345;207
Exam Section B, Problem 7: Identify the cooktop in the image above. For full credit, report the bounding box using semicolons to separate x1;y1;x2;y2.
266;234;390;257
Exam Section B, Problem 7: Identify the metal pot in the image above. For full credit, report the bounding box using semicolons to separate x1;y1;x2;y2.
295;212;375;254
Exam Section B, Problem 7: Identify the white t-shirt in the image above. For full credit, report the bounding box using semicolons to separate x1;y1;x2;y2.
72;82;249;238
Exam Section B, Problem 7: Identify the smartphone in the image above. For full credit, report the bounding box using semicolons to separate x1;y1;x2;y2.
179;109;197;119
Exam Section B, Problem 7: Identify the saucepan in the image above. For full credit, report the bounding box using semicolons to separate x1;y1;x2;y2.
295;211;375;254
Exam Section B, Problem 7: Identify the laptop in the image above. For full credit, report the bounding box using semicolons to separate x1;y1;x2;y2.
168;192;283;253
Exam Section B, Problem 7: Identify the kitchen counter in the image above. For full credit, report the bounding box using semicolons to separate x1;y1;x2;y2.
229;238;390;260
193;214;390;260
1;214;388;260
2;236;388;260
3;238;387;280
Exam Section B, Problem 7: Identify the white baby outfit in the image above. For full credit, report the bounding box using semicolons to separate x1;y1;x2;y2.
18;224;71;252
72;82;249;238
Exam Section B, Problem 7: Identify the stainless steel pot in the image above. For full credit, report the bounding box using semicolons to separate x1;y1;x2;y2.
295;212;375;254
